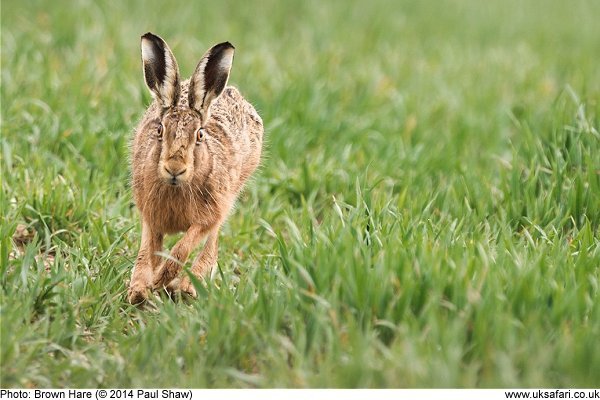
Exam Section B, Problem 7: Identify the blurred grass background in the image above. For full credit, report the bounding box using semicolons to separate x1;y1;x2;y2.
1;0;599;388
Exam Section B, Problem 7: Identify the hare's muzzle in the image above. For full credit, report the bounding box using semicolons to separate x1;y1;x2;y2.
161;163;188;186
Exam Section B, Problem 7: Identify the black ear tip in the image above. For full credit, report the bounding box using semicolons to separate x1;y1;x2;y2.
217;41;235;51
141;32;163;44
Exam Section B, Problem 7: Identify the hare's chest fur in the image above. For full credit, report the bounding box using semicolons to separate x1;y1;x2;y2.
141;184;225;235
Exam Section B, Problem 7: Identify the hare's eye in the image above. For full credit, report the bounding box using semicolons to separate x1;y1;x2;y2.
157;123;163;141
196;128;205;145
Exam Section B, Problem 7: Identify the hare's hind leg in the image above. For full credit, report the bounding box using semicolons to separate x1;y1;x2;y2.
128;221;163;304
178;228;220;298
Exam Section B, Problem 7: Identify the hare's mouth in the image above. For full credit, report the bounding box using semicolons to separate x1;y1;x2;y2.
161;165;188;186
163;174;188;187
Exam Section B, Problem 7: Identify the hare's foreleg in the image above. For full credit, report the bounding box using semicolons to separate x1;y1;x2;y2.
128;221;163;304
153;224;206;289
177;229;220;297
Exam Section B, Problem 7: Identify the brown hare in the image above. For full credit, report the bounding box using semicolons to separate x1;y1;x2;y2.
128;32;263;304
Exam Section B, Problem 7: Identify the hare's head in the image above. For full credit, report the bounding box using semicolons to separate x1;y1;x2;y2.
140;32;234;186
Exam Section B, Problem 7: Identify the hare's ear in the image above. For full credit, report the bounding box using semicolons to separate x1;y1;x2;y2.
141;32;180;108
188;42;235;123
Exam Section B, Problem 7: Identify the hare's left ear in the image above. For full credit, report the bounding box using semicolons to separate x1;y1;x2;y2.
188;42;235;124
141;32;181;108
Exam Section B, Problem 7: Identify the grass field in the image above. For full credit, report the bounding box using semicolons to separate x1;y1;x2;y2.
2;0;600;388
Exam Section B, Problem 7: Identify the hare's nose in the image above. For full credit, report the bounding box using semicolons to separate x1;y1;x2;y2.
164;166;187;178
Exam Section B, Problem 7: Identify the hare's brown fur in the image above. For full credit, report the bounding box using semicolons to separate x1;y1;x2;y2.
128;35;263;304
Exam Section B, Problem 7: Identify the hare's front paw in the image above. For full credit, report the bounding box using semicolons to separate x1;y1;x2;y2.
153;262;179;289
178;276;198;298
128;282;149;305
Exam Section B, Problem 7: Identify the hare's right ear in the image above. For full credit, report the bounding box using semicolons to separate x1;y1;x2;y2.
188;42;235;124
141;32;180;108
